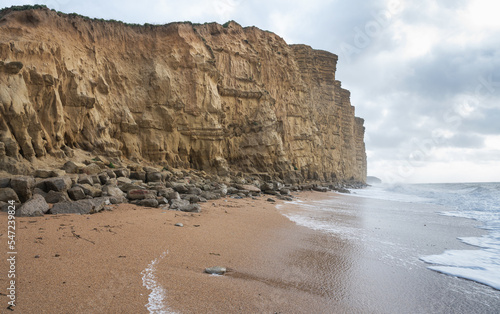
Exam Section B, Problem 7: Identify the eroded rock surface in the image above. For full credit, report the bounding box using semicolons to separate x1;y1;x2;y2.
0;7;366;183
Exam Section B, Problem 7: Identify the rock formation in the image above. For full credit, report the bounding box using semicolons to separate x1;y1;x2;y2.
0;6;366;183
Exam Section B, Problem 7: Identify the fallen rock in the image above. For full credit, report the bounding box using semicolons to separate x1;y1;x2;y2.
312;186;329;192
266;198;276;203
45;190;71;203
79;184;102;197
135;198;159;207
127;189;156;200
0;187;19;203
113;168;129;178
237;184;261;193
146;171;162;183
50;197;110;214
78;174;94;185
10;176;35;202
118;182;145;193
175;223;183;227
130;171;146;182
82;163;102;175
204;266;226;275
102;185;126;198
178;203;201;213
98;172;110;185
34;169;53;178
67;186;86;201
17;194;49;217
62;161;85;174
38;176;72;192
169;199;190;209
0;177;11;188
50;169;67;177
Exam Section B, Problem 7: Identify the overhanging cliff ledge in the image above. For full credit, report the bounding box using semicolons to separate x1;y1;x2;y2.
0;6;366;184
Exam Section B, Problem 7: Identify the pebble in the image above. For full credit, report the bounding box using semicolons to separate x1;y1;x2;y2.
266;198;276;202
175;223;184;227
204;266;226;275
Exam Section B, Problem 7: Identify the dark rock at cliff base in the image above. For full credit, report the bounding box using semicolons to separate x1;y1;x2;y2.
37;176;72;192
179;204;201;213
10;176;35;202
135;198;159;208
312;186;329;192
0;188;19;203
68;186;86;201
17;194;49;217
50;197;110;214
44;190;71;203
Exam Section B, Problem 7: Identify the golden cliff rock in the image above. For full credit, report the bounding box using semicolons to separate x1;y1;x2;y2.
0;7;366;183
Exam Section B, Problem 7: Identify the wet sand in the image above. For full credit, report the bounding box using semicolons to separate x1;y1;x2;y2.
1;192;499;313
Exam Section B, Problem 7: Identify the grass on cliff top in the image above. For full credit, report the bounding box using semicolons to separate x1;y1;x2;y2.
0;4;276;36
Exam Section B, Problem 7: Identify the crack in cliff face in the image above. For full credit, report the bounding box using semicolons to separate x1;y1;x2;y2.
0;7;366;183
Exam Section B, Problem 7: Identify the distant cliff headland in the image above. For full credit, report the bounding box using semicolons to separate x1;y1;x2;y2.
0;5;366;184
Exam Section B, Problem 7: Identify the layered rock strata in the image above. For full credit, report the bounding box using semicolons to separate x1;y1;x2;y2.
0;7;366;183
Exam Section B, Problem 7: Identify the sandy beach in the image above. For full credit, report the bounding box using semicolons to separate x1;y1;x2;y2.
1;192;338;313
2;191;500;313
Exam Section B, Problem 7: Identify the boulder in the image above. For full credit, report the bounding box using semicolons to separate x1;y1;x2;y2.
0;177;11;188
237;184;261;193
0;188;19;203
113;168;129;178
17;194;49;217
102;185;126;198
312;186;329;192
279;188;291;196
143;166;160;173
38;176;72;192
78;174;94;185
45;190;71;203
179;204;201;213
118;182;145;193
135;198;159;208
79;184;102;197
50;169;67;177
146;171;162;183
82;163;102;175
130;171;146;182
169;199;190;209
108;195;128;204
106;169;117;179
200;191;220;200
33;187;47;198
62;161;86;174
98;172;110;185
166;191;181;200
172;183;189;194
50;197;110;215
157;197;169;205
10;176;35;202
34;169;52;178
67;186;86;201
116;177;132;185
127;189;156;200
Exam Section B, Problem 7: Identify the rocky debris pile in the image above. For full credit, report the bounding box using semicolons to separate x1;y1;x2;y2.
0;158;363;217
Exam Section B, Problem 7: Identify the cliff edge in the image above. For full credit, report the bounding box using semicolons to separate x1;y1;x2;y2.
0;6;366;184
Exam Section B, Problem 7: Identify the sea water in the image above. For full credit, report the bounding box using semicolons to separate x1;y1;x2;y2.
352;182;500;291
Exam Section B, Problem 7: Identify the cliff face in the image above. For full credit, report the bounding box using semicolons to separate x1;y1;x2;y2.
0;8;366;183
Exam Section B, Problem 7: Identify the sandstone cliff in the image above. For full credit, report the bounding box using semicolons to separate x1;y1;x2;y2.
0;7;366;183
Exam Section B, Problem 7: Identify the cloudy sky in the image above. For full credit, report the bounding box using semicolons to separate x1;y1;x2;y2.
5;0;500;183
